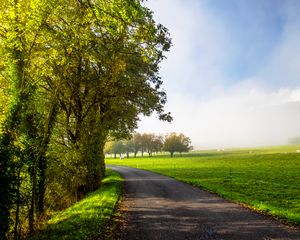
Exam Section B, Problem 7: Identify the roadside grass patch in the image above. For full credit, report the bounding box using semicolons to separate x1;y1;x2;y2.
106;145;300;225
31;169;121;240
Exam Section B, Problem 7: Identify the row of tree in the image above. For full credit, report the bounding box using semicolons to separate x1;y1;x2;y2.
105;132;193;158
0;1;171;239
288;137;300;145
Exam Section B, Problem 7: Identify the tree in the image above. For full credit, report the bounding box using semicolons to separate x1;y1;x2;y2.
104;141;114;157
109;133;163;158
0;0;59;237
124;140;134;158
163;133;192;157
0;0;171;237
139;134;148;157
42;0;172;193
130;133;141;157
112;141;126;159
151;135;164;155
143;133;163;157
288;137;300;145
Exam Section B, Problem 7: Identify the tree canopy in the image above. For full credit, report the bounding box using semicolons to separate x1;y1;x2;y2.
106;132;192;158
163;133;193;157
0;0;171;238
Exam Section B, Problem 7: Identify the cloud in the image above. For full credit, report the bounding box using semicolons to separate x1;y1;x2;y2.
261;19;300;88
145;0;234;98
139;0;300;149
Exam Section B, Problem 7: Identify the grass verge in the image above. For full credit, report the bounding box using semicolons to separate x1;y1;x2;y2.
106;145;300;226
31;169;121;240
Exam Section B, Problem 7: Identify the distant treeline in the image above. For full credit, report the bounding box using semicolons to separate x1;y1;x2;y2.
105;132;193;158
288;137;300;145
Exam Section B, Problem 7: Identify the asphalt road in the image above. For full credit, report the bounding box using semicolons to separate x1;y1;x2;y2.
108;165;300;240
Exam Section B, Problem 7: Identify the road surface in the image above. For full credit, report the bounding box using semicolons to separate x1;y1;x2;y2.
108;165;300;240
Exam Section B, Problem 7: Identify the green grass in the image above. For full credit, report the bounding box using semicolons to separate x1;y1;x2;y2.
106;145;300;225
31;169;121;240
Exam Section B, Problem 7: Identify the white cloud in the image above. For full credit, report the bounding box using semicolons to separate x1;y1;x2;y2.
145;0;234;96
138;0;300;149
262;25;300;87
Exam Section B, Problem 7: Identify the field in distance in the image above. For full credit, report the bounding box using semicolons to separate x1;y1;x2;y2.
106;145;300;225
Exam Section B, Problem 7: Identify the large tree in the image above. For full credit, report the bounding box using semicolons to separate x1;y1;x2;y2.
0;0;171;238
132;132;142;157
163;133;192;157
0;0;59;237
142;133;163;157
43;0;171;193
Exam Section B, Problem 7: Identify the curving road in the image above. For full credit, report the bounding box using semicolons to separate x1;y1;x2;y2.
108;165;300;240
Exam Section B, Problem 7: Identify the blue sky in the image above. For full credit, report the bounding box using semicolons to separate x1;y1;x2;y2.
206;0;284;81
138;0;300;148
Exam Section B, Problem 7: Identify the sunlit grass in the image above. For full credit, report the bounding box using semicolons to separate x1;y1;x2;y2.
106;145;300;225
31;169;121;240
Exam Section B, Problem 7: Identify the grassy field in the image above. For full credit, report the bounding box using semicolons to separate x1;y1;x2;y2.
106;145;300;225
31;169;121;240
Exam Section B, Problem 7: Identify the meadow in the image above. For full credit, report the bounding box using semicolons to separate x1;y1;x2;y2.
106;145;300;225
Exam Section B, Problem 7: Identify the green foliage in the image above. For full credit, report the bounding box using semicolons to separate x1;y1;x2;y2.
139;133;164;157
111;140;126;158
163;132;192;157
107;145;300;225
0;0;60;237
132;132;143;156
31;169;121;240
0;136;15;240
0;0;171;238
0;74;11;132
106;132;165;158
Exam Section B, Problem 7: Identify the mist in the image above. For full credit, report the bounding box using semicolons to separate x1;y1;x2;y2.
139;88;300;149
138;0;300;149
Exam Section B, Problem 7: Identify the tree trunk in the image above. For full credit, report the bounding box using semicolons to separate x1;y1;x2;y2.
0;49;25;239
29;162;37;235
0;132;17;240
83;136;105;193
13;163;23;240
37;101;58;215
37;156;46;214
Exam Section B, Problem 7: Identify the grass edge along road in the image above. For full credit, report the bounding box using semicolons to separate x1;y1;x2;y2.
31;169;121;240
106;145;300;226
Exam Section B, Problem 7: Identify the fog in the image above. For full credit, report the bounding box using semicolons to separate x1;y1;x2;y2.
139;88;300;149
138;0;300;149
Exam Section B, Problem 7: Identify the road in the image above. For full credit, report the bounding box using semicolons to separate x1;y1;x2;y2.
108;165;300;240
